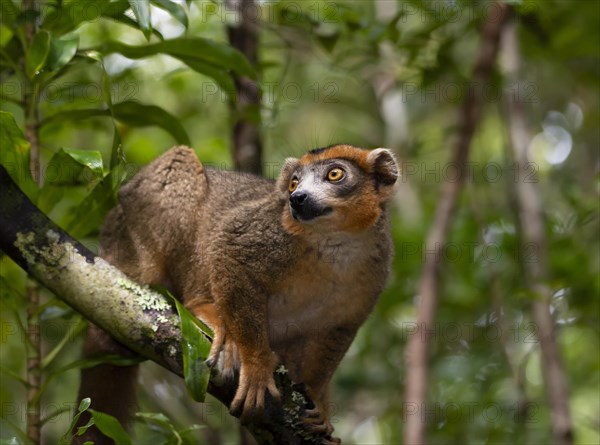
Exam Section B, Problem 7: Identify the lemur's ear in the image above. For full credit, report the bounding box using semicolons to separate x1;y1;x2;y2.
368;148;399;192
276;157;300;195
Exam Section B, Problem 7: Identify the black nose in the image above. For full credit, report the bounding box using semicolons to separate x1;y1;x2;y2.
290;192;308;207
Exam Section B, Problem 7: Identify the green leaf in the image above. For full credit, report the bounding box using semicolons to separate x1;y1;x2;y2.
64;168;120;238
44;148;104;186
58;397;92;445
39;109;111;128
63;149;104;177
0;24;14;47
110;13;164;40
89;410;133;445
135;412;178;437
39;148;104;212
128;0;152;40
136;412;171;424
159;38;255;79
183;59;236;100
113;100;191;146
42;0;130;36
100;38;256;79
75;418;95;437
47;34;79;71
0;111;38;200
151;0;188;27
179;424;205;437
79;397;92;413
172;297;212;402
25;30;51;78
64;126;129;238
61;118;126;238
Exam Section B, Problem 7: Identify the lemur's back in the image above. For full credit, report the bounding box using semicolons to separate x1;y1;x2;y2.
101;147;202;282
100;147;278;292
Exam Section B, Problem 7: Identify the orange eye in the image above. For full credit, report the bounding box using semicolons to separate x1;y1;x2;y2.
289;177;299;192
327;168;344;182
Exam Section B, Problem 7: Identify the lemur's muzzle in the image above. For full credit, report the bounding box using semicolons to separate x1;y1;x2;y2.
289;191;332;221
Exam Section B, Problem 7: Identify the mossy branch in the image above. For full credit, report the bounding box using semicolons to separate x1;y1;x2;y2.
0;165;329;445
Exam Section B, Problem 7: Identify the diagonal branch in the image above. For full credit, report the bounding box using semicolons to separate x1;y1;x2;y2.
0;164;330;445
403;3;511;444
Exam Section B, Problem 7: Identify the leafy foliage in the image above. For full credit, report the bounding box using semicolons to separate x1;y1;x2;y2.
170;291;213;403
0;1;598;444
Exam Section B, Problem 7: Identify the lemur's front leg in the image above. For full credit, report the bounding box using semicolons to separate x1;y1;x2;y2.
209;273;281;420
298;325;358;443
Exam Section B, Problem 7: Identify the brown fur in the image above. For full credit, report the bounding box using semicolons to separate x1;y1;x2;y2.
75;145;398;443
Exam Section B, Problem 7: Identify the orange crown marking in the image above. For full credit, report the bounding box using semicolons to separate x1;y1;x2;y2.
298;144;372;171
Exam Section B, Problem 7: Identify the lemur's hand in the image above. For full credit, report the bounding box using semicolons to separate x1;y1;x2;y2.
229;353;280;420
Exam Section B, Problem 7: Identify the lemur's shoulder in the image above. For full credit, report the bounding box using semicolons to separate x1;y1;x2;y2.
204;167;275;206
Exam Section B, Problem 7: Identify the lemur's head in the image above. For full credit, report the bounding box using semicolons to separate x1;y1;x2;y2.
277;144;398;234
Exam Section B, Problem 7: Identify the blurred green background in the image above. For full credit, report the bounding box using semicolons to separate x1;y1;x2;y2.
0;1;598;444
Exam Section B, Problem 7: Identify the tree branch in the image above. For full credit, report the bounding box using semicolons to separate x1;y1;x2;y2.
500;15;574;445
0;165;332;445
226;0;263;175
21;1;42;441
403;3;511;444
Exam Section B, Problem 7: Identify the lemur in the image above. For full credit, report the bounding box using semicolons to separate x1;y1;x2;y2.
75;144;398;444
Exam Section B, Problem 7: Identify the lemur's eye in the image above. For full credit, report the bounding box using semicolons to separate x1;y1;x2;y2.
289;177;299;192
327;168;345;182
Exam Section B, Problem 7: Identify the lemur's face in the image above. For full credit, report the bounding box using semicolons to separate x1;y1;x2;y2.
277;145;398;234
287;159;363;222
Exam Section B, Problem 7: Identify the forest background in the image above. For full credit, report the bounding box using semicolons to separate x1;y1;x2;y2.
0;1;598;444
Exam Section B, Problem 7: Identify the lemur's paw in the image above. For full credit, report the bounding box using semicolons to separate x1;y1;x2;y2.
221;340;240;380
230;361;280;421
204;327;240;380
303;407;339;443
205;324;225;369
